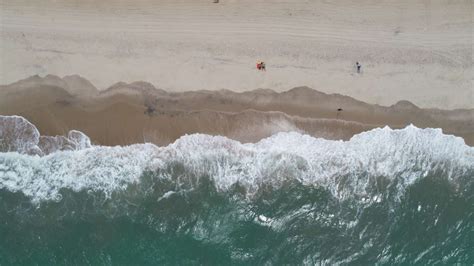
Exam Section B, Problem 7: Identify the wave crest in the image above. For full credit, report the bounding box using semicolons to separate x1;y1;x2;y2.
0;116;472;203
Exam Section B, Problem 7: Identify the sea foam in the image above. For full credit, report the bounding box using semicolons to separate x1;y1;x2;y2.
0;116;92;155
0;116;473;203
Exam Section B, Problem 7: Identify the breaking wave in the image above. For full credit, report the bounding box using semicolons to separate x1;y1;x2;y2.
0;116;473;264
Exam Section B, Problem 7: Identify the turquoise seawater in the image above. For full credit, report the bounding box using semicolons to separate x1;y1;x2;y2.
0;171;473;265
0;117;473;264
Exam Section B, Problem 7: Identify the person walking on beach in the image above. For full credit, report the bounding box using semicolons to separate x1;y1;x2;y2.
336;108;343;119
356;62;361;73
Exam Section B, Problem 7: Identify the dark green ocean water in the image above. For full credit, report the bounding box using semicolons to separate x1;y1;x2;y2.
0;119;473;265
1;170;473;265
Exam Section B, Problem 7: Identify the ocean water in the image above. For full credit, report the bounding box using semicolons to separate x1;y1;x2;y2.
0;116;473;265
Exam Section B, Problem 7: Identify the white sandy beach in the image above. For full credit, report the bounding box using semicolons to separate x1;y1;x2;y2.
0;0;472;109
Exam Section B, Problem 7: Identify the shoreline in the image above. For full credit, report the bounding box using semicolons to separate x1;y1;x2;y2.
1;75;473;147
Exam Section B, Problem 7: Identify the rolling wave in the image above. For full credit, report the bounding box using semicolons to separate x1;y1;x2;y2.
1;115;472;203
0;115;473;264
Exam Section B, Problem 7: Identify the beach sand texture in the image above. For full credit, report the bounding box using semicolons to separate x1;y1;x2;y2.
1;75;472;146
1;0;472;109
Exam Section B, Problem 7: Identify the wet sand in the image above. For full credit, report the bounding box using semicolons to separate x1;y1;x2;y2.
1;75;473;146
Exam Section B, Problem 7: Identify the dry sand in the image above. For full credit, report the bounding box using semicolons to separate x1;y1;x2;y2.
1;75;473;146
1;0;472;109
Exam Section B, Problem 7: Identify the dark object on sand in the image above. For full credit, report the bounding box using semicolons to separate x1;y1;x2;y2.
356;62;361;73
257;61;266;71
336;108;343;119
213;0;219;3
144;105;156;116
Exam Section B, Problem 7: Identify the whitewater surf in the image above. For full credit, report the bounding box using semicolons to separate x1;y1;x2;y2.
0;116;473;264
